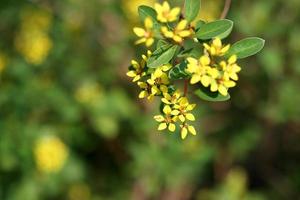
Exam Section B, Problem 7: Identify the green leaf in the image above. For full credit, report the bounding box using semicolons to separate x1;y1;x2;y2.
185;0;201;23
147;45;178;68
156;39;168;49
168;61;190;80
226;37;265;59
194;86;230;102
195;20;205;31
196;19;233;40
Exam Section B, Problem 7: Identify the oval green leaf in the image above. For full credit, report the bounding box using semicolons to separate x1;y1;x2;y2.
138;5;160;29
226;37;265;59
185;0;201;23
147;45;178;68
196;19;233;40
194;86;230;102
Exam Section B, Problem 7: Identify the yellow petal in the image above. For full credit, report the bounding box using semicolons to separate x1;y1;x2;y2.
228;55;237;64
126;71;136;77
132;75;141;82
144;17;153;29
163;105;172;114
190;74;200;84
176;20;187;31
210;81;218;92
181;127;188;139
169;7;180;21
171;110;180;115
188;125;196;135
187;57;198;66
200;75;211;87
154;3;163;13
213;37;222;48
139;91;147;98
162;1;170;12
160;85;168;93
158;123;167;130
178;30;191;38
186;113;195;121
135;38;146;45
221;44;231;54
179;114;185;122
146;38;154;47
173;35;183;43
200;55;210;66
168;123;176;132
218;85;228;96
154;115;165;122
133;27;146;37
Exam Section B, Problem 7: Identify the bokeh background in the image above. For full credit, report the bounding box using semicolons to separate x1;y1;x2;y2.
0;0;300;199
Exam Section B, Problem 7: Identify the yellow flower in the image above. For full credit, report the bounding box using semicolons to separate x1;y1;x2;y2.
174;97;196;122
34;136;68;173
204;37;230;56
161;90;181;105
133;17;154;47
137;81;152;100
220;55;241;81
180;124;196;139
146;67;170;97
75;81;103;105
186;55;212;86
154;105;180;132
210;75;236;96
126;50;151;82
154;1;180;23
161;20;192;43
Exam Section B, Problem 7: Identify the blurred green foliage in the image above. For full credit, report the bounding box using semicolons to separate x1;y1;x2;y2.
0;0;299;199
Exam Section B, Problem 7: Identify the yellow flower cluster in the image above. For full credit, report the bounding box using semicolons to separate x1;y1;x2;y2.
133;1;193;46
154;93;196;139
186;38;241;96
15;8;53;65
34;136;68;173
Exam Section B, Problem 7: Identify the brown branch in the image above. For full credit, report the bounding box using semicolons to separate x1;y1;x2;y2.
220;0;232;19
184;80;188;96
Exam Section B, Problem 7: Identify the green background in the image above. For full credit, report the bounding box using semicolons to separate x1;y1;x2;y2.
0;0;300;199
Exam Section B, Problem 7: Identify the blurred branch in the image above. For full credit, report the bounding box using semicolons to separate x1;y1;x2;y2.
220;0;232;19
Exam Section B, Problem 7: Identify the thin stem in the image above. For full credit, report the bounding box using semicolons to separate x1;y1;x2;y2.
220;0;232;19
184;80;188;96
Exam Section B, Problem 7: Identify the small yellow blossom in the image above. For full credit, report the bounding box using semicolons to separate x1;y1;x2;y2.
126;50;152;82
161;20;192;43
137;81;152;100
210;75;236;96
146;67;170;97
161;90;181;105
204;37;230;56
75;81;103;105
220;55;241;81
180;124;196;139
174;97;196;122
154;105;179;132
34;136;68;173
133;17;154;47
154;1;180;23
186;55;212;86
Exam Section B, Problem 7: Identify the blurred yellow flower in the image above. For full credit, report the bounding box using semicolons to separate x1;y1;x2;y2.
0;53;8;73
68;183;91;200
15;8;53;65
154;1;180;23
186;55;212;86
133;17;154;47
75;82;103;105
34;136;68;173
